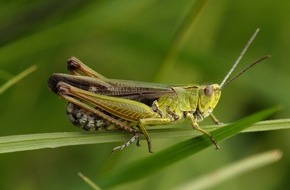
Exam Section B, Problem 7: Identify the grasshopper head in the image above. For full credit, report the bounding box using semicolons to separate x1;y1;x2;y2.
198;84;221;118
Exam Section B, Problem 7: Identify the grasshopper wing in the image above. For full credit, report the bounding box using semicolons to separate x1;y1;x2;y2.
48;74;176;104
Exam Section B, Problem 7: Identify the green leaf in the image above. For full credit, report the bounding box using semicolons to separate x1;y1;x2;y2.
97;107;279;188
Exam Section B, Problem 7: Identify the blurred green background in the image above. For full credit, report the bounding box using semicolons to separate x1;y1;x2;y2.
1;0;290;189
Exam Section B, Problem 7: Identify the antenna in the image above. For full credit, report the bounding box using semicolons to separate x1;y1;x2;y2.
221;55;271;89
220;28;261;88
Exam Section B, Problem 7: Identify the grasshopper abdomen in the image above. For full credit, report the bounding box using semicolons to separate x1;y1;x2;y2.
66;102;120;131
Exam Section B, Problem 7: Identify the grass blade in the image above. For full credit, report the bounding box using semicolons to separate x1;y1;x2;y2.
78;172;102;190
176;149;282;190
0;108;284;154
156;0;208;81
0;65;37;94
97;107;279;188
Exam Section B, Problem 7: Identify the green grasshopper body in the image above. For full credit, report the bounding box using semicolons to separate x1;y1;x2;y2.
48;29;268;153
48;57;221;152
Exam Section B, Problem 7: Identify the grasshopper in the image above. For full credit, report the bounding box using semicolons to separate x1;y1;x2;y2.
48;29;269;153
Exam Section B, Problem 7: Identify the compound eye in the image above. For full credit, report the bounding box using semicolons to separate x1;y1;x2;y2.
204;85;213;97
